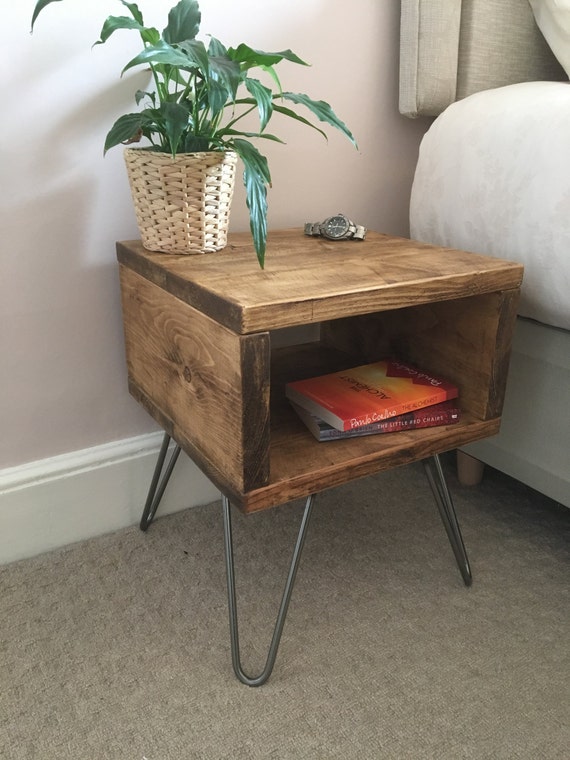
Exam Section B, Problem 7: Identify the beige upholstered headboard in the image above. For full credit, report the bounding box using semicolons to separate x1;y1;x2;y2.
399;0;567;117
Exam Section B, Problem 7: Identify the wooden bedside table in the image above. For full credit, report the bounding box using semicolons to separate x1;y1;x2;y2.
117;229;523;685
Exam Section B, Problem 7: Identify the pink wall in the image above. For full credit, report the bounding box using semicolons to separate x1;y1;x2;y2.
1;1;430;469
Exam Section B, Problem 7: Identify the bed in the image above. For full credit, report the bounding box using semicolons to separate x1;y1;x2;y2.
399;0;570;507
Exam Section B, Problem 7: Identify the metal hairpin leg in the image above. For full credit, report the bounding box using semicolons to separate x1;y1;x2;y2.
140;432;182;531
423;454;472;586
222;492;316;686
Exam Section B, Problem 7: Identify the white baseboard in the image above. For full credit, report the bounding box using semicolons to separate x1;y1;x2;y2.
0;433;219;566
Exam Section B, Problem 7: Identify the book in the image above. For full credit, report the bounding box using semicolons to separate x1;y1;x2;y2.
290;400;461;441
285;358;458;432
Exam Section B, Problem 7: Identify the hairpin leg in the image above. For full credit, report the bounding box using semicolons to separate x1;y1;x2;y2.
222;492;316;686
140;432;182;531
423;454;472;586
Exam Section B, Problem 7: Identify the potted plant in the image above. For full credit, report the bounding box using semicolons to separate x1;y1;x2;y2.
31;0;357;267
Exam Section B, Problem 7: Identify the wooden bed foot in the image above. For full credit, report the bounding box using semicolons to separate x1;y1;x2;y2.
457;451;485;486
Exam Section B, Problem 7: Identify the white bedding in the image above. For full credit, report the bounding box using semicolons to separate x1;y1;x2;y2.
410;81;570;331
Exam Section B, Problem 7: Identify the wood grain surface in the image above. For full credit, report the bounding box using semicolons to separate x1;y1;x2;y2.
117;230;523;512
117;231;523;334
119;266;270;493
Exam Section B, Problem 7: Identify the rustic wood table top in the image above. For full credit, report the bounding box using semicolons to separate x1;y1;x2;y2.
117;229;523;334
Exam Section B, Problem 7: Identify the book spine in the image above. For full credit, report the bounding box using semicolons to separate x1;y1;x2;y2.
341;391;454;431
317;407;460;441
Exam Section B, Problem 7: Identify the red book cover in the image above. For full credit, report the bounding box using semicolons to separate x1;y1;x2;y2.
285;359;458;432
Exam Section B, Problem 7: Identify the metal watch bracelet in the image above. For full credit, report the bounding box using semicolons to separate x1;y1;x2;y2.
303;220;366;240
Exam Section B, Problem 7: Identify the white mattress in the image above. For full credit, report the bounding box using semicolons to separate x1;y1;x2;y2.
410;81;570;331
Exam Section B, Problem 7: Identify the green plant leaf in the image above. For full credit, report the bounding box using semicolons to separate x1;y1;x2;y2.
183;135;211;152
232;139;271;268
161;101;191;156
104;112;153;153
219;129;285;143
271;102;328;140
95;16;145;46
30;0;62;31
260;64;283;97
140;27;161;46
207;54;241;102
122;40;195;75
135;89;156;107
204;79;231;119
94;5;157;46
245;78;273;132
232;139;270;186
163;0;201;44
207;36;228;58
176;39;210;73
119;0;144;26
177;42;240;118
281;92;358;147
228;44;307;68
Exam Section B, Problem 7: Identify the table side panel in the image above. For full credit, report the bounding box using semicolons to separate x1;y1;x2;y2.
116;241;244;330
240;336;271;488
128;379;263;502
119;266;270;493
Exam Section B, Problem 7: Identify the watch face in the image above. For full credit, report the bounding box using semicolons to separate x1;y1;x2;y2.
322;214;350;239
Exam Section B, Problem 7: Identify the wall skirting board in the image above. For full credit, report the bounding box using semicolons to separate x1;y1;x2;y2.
0;433;219;566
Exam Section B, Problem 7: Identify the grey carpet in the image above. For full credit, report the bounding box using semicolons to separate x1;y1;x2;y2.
1;457;568;760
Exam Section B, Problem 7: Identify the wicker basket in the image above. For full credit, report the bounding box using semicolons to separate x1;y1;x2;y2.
124;148;238;254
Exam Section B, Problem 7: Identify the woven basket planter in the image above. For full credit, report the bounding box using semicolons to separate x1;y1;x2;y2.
124;148;238;255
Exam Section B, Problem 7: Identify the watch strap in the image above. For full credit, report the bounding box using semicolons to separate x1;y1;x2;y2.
304;222;322;236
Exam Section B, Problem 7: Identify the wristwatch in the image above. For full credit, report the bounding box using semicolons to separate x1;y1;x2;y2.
304;213;366;241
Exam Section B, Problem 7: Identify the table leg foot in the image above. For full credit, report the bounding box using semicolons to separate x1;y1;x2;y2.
139;433;181;531
222;492;316;686
423;454;473;587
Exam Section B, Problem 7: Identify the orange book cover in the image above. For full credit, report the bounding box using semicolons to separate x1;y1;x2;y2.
285;359;458;432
